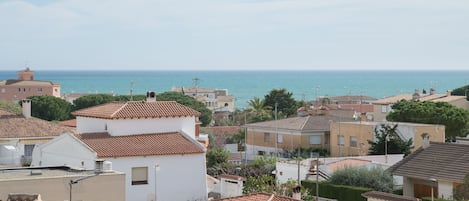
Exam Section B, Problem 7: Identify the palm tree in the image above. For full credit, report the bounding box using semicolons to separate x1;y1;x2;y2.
247;97;272;122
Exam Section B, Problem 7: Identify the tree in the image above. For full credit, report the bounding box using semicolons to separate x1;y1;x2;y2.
243;174;277;194
452;84;469;101
206;147;229;168
246;97;272;122
387;100;469;139
73;94;116;111
368;124;413;156
156;91;212;126
329;166;394;192
27;95;73;121
264;88;299;118
454;173;469;201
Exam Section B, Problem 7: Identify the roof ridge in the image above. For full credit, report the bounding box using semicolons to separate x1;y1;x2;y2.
300;116;312;130
110;102;128;118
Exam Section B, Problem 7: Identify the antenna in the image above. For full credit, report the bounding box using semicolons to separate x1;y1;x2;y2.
130;81;134;101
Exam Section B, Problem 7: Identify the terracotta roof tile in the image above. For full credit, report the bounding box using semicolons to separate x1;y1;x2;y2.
388;142;469;183
71;101;201;119
76;132;205;158
215;193;300;201
0;109;76;138
247;115;354;131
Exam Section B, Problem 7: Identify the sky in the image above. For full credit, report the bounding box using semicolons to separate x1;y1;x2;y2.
1;0;469;71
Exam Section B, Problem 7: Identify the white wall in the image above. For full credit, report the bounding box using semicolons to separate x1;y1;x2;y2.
276;160;310;184
0;142;22;166
76;117;108;134
438;180;453;200
31;134;97;169
106;154;207;201
77;116;196;139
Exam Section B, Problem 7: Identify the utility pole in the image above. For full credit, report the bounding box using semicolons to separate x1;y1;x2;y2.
275;102;278;158
244;109;247;166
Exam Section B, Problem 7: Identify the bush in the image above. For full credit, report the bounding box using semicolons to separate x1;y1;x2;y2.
302;180;371;201
329;166;394;192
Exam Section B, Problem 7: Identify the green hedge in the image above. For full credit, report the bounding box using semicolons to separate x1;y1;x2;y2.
302;180;372;201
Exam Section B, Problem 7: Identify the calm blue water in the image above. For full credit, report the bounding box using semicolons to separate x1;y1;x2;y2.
1;70;468;108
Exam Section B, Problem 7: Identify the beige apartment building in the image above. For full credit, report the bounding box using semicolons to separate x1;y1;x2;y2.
0;68;60;102
373;89;469;121
0;165;125;201
329;121;445;157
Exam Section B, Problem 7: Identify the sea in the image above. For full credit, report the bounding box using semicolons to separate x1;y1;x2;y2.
1;70;469;109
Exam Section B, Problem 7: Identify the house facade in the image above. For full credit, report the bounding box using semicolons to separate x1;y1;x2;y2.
172;87;235;112
0;100;75;166
0;165;125;201
245;115;353;159
0;68;60;102
329;121;445;157
31;97;208;201
373;89;469;121
389;142;469;200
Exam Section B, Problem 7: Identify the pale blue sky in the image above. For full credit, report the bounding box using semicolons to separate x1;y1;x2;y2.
1;0;468;71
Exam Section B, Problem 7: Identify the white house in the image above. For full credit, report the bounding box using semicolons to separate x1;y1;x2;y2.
32;95;208;201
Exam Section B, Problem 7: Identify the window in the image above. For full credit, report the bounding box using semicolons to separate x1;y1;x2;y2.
258;151;265;155
24;144;35;158
264;133;270;143
309;136;321;145
131;167;148;185
381;105;387;113
277;134;283;143
37;88;43;92
338;135;344;146
350;136;358;147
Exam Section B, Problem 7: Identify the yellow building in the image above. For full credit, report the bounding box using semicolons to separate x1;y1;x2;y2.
329;121;445;157
0;165;125;201
246;115;354;159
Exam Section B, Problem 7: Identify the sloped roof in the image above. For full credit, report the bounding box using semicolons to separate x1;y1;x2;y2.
246;115;350;131
0;109;75;138
71;101;200;119
214;193;300;201
374;93;465;105
75;132;205;158
388;142;469;183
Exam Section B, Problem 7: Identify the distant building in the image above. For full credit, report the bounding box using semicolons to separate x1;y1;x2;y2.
172;86;235;112
329;121;445;157
327;95;377;105
32;93;208;201
0;100;75;166
0;68;60;102
373;89;469;121
0;165;125;201
245;115;354;160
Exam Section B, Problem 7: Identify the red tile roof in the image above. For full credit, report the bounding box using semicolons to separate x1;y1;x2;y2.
362;191;419;201
0;109;76;138
75;132;205;158
59;119;76;127
215;193;300;201
71;101;201;119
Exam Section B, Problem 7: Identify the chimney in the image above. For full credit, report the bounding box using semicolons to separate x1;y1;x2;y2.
94;159;105;174
421;133;430;149
146;91;157;102
360;112;367;122
430;88;435;95
292;185;301;200
412;89;420;100
195;117;200;137
22;99;31;118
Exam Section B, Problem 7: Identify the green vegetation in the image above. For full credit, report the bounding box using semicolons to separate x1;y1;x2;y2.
452;84;469;101
328;166;394;193
387;100;469;140
454;174;469;201
0;100;21;114
206;148;230;168
27;95;73;121
302;180;371;201
246;97;272;122
368;124;413;156
264;88;300;118
243;174;277;194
